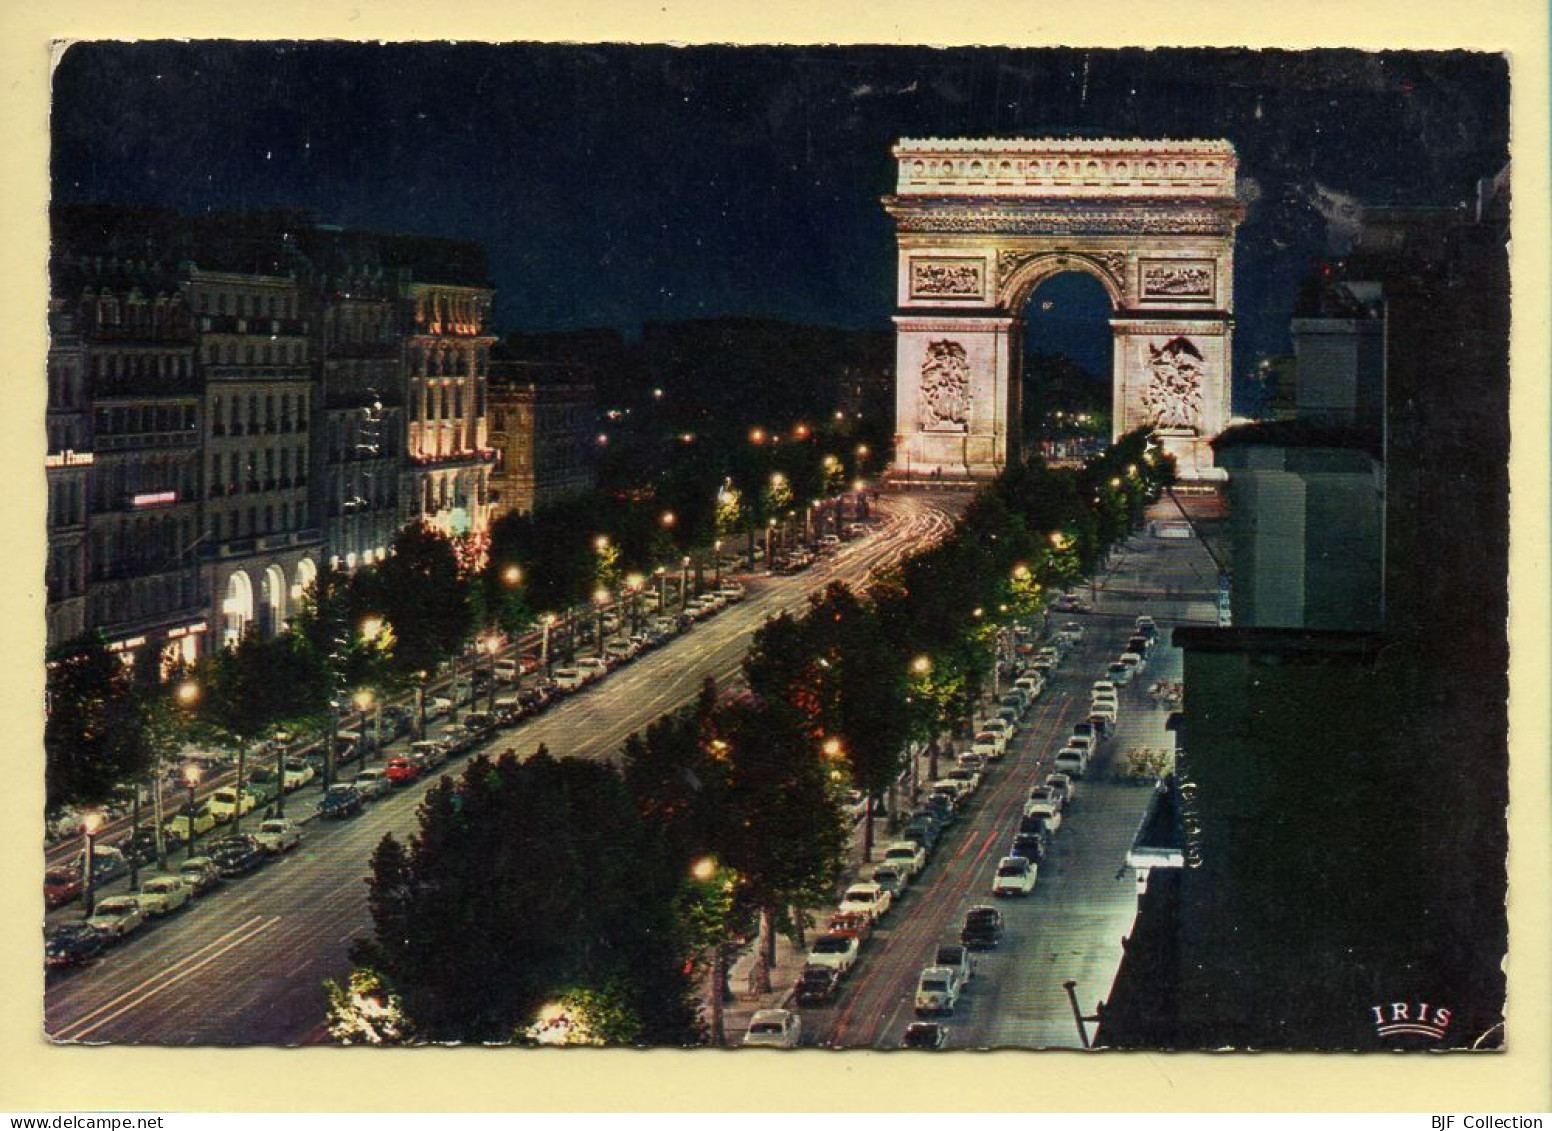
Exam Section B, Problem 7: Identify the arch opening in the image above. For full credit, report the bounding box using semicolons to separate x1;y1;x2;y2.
1020;270;1116;467
222;570;254;648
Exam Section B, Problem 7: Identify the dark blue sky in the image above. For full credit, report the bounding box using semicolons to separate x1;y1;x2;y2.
52;43;1507;394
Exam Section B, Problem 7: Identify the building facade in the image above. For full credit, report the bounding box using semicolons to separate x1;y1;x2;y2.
486;361;596;519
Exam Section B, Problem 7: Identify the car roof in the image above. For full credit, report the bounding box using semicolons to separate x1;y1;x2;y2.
750;1009;792;1022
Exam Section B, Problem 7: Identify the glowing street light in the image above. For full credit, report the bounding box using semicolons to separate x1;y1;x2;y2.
749;427;766;445
175;679;200;707
81;811;104;919
690;856;718;883
1012;562;1032;581
821;737;844;759
501;564;523;587
911;655;932;676
594;534;611;553
359;615;384;641
660;510;677;528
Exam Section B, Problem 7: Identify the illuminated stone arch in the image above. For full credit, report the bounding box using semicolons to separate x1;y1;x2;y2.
222;569;255;648
884;137;1243;481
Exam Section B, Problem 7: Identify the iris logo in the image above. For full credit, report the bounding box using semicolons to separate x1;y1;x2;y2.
1371;1001;1452;1041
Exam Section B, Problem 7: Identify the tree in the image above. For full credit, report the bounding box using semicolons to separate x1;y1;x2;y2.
45;632;151;816
377;522;472;680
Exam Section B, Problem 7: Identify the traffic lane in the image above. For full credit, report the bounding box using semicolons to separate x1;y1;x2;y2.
46;496;961;1044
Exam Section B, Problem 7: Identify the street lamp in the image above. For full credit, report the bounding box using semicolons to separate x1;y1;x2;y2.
175;679;200;707
501;564;523;587
624;573;644;634
749;427;765;445
593;586;610;653
660;511;676;529
539;612;557;675
182;764;202;862
479;632;502;712
654;566;668;612
81;811;103;919
713;539;723;588
354;688;382;755
680;555;692;611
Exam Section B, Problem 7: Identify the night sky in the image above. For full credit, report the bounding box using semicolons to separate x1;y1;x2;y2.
51;43;1508;396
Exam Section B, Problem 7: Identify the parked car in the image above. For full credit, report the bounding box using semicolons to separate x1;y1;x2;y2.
839;882;892;922
1045;772;1078;806
1022;798;1063;834
805;932;861;975
178;856;222;895
827;911;874;944
794;964;844;1006
115;828;160;868
1136;615;1158;638
282;759;316;792
1014;674;1045;700
86;896;148;940
915;966;962;1016
971;731;1006;760
881;841;927;879
384;757;420;786
1054;749;1088;778
463;710;497;733
604;639;637;663
353;768;393;799
133;875;193;916
717;582;746;602
77;844;130;886
318;784;365;819
992;855;1038;896
1090;700;1118;725
493;658;522;683
1067;734;1095;758
45;923;110;970
934;944;976;991
742;1009;801;1049
409;740;449;769
551;668;586;691
1092;680;1118;699
207;834;266;878
944;767;981;796
870;864;909;898
1009;831;1048;864
1061;621;1087;643
207;787;258;823
1106;662;1134;686
244;769;283;806
903;816;942;851
575;656;610;681
44;866;83;909
253;818;303;855
960;905;1005;949
163;804;219;845
1027;785;1065;813
1119;650;1146;674
901;1021;949;1050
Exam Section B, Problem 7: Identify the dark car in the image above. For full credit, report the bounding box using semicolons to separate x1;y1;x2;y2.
1009;832;1047;864
206;834;266;878
115;827;161;868
1018;813;1055;840
901;1021;949;1050
903;817;941;851
318;784;365;819
960;905;1004;950
794;964;843;1006
45;923;110;971
463;710;497;734
921;795;957;827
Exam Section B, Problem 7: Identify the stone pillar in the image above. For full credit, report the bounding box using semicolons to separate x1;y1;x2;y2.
1110;316;1232;481
892;315;1019;482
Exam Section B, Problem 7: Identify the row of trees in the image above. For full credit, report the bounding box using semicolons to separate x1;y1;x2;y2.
332;430;1174;1044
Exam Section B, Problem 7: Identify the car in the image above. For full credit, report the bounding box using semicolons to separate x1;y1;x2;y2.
1092;680;1118;699
1027;785;1065;813
1054;749;1087;778
551;667;586;691
742;1009;801;1049
463;710;497;733
805;932;861;975
1053;593;1091;613
881;841;927;878
1061;621;1087;643
838;882;892;922
410;740;449;769
957;750;989;773
1090;700;1118;724
971;731;1006;760
1126;634;1152;656
244;768;283;805
1119;650;1146;673
794;964;843;1006
960;905;1004;949
384;757;420;786
282;759;316;791
427;695;453;718
944;768;980;796
178;856;222;895
919;795;957;827
992;855;1038;896
902;819;941;852
44;866;83;909
133;875;193;916
901;1021;949;1049
86;895;149;940
826;911;874;944
353;768;393;799
207;834;266;877
934;944;976;991
914;966;962;1016
492;658;522;683
1023;797;1063;833
575;656;610;680
604;639;637;663
1000;691;1029;717
716;582;746;602
1136;615;1158;638
1014;674;1045;700
1087;710;1114;736
870;864;909;898
162;803;220;845
1009;831;1047;864
1071;721;1096;743
318;784;365;819
45;923;111;971
1067;734;1095;758
930;781;966;809
207;787;258;823
1045;772;1078;805
115;827;160;868
982;717;1014;743
1106;662;1134;685
75;843;130;888
253;818;303;855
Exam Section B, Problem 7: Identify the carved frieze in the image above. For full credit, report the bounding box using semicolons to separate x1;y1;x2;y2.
996;249;1129;298
1141;258;1216;301
909;258;985;300
1141;337;1206;433
918;340;972;433
891;206;1235;236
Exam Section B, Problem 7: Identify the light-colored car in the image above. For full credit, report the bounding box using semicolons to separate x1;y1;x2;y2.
207;787;258;822
716;583;746;602
804;931;860;974
352;769;392;800
742;1009;802;1048
871;864;910;897
1046;772;1078;805
944;767;981;794
839;882;892;922
87;896;148;939
882;841;927;878
1092;680;1117;699
428;696;453;717
931;780;969;808
603;639;637;662
551;668;586;691
1106;662;1134;686
493;658;521;683
1022;798;1063;832
1067;734;1095;758
982;717;1014;743
971;731;1006;760
1061;621;1087;643
575;656;610;680
1090;699;1119;723
992;855;1038;896
178;856;222;895
1027;785;1065;812
133;875;193;916
1054;749;1088;778
1120;651;1146;673
282;760;316;792
1014;675;1044;700
915;966;962;1016
164;805;218;843
253;818;303;855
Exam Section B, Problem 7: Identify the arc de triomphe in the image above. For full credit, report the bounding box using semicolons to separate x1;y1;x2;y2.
884;137;1245;481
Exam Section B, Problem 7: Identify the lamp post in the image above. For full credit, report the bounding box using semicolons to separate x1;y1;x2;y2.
690;855;729;1047
354;689;381;756
680;555;692;611
712;539;723;589
593;587;609;654
540;612;556;676
480;632;501;712
655;566;668;613
182;765;202;863
765;517;777;570
624;573;644;634
81;811;102;919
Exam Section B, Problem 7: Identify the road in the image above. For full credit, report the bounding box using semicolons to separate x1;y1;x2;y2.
44;491;963;1045
801;502;1220;1048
